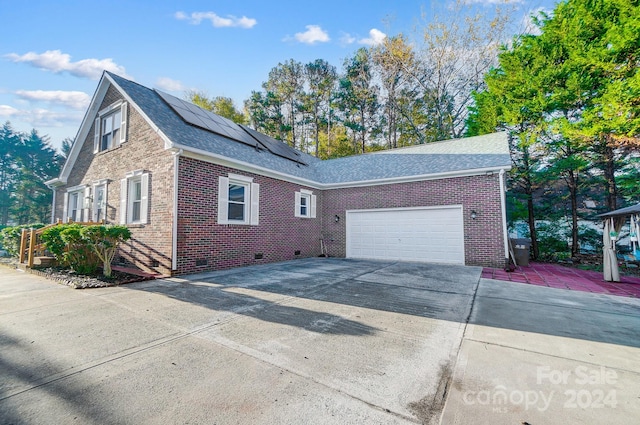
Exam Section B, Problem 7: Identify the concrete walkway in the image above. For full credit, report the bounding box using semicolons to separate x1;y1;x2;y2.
441;278;640;424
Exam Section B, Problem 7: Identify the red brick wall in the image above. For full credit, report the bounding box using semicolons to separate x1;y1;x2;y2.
322;175;506;267
53;85;175;275
175;156;323;274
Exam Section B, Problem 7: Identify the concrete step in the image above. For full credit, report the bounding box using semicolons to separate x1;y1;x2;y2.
32;256;57;267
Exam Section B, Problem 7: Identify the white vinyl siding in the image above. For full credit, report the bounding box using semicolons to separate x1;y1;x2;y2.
218;174;259;225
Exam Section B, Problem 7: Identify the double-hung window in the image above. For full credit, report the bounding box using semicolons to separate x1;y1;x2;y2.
64;185;90;222
228;183;247;221
120;170;149;224
218;174;259;225
92;180;108;222
94;102;128;153
295;189;316;218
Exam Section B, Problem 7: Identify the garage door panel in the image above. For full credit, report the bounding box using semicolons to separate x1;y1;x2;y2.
346;207;464;265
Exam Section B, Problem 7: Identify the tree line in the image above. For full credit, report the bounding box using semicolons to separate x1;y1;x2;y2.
467;0;640;260
190;0;514;159
0;122;64;227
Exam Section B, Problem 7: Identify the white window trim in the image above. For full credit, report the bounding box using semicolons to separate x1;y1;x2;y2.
63;185;88;222
92;179;109;222
295;189;316;218
218;174;259;225
120;171;149;225
93;101;128;153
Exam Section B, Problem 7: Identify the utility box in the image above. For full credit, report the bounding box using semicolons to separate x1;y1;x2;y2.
511;238;531;267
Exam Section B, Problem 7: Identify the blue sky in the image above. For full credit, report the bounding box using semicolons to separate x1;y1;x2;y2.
0;0;555;151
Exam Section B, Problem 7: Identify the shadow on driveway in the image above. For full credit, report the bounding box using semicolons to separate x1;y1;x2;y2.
0;332;112;425
126;275;380;337
128;258;640;350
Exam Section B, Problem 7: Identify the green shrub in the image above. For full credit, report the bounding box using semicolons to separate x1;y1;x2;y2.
536;221;571;262
41;223;100;274
40;225;68;259
80;225;131;277
0;224;45;257
60;225;100;275
41;223;131;277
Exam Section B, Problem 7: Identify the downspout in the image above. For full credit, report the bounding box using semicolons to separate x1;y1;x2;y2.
50;187;56;224
499;169;509;268
171;149;183;272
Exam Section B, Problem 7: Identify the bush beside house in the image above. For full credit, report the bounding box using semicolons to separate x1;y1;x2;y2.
40;224;131;277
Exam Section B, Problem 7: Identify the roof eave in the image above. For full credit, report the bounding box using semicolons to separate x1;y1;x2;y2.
172;142;511;189
321;165;512;189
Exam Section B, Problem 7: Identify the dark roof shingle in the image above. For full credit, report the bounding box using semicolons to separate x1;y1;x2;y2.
108;72;510;185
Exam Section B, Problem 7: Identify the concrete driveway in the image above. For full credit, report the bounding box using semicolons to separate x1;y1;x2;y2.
0;258;478;425
1;258;638;424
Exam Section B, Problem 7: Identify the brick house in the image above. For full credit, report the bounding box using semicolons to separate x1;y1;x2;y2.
46;72;511;276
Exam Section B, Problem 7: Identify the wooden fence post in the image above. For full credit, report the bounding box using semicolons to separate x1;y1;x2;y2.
27;228;36;268
19;229;28;263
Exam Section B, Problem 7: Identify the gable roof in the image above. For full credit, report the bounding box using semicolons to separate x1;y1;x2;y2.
51;72;511;188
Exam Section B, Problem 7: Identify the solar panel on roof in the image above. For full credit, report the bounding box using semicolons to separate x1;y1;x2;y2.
155;89;308;165
155;89;260;149
240;125;307;165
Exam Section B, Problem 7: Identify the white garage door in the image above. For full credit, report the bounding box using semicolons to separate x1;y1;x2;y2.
346;206;465;264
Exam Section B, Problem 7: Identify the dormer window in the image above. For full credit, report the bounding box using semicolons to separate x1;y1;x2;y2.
94;102;127;153
101;109;121;151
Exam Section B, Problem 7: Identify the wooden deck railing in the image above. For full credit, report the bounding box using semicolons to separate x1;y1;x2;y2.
19;219;104;268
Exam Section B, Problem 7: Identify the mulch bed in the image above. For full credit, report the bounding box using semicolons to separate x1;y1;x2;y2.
1;258;152;289
28;266;153;289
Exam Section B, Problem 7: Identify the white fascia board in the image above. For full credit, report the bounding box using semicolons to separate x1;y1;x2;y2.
58;74;111;183
45;178;65;188
172;143;510;190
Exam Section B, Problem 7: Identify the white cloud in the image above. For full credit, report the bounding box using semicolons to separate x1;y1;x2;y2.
155;77;186;92
0;105;19;117
293;25;330;44
15;90;90;110
0;105;82;127
28;109;81;127
175;11;257;28
5;50;129;80
359;28;387;46
339;32;356;46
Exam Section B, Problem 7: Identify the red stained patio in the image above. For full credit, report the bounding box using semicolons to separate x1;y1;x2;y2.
482;262;640;298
